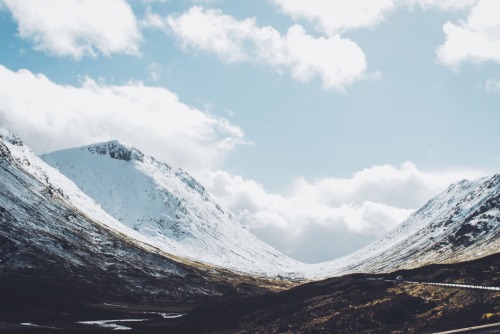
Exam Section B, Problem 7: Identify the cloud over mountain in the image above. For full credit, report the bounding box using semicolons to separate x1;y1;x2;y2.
0;65;246;174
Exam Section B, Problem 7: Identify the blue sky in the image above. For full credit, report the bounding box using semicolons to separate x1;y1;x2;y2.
0;0;499;263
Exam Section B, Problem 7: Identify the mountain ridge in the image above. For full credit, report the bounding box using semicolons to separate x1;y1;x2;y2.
0;126;286;307
311;173;500;277
1;125;497;284
42;137;499;280
42;140;305;278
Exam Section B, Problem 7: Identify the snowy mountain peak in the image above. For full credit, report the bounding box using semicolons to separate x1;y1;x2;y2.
42;142;302;276
81;140;212;204
85;140;146;162
484;173;500;188
0;125;23;147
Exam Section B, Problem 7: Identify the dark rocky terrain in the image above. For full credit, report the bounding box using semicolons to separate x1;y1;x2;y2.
167;252;500;334
0;253;498;333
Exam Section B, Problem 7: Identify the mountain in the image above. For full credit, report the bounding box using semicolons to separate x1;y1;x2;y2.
0;126;280;306
2;126;498;331
312;173;500;277
42;141;303;277
42;140;499;280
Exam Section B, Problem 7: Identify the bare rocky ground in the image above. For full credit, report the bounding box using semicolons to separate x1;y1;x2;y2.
171;252;499;334
0;253;498;333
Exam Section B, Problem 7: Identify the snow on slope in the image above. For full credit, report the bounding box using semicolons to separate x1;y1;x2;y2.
0;127;171;250
1;120;491;282
42;139;499;280
42;141;303;277
310;174;500;278
0;126;273;300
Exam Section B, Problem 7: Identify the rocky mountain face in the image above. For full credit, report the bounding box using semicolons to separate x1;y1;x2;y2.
0;126;278;306
42;141;303;277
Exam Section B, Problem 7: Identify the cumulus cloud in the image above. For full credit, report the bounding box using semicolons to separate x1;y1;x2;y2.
289;162;484;208
269;0;478;37
165;6;367;90
204;163;487;263
437;0;500;67
0;65;246;174
410;0;478;10
269;0;396;36
1;0;141;59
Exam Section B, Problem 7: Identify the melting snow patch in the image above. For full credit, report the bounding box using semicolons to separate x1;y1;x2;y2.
103;303;128;308
144;312;186;319
77;319;146;331
20;323;59;329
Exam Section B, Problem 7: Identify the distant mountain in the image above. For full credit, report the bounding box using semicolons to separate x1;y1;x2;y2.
312;173;500;277
0;126;275;305
42;141;302;277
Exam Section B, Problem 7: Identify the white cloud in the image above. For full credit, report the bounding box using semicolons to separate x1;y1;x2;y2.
165;6;367;90
269;0;396;36
141;7;168;30
289;162;483;208
284;25;367;90
2;0;141;59
406;0;478;11
269;0;478;37
0;65;246;174
203;162;488;263
437;0;500;67
485;78;500;93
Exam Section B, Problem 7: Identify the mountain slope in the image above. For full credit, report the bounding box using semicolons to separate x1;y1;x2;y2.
42;141;303;277
0;126;279;305
42;140;499;280
312;174;500;277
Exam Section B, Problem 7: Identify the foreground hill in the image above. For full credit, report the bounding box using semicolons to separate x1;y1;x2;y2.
1;253;497;333
162;253;500;334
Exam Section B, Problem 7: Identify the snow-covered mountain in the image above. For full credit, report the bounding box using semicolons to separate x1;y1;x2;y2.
42;141;303;277
42;139;499;280
0;126;275;302
5;124;498;284
312;174;500;277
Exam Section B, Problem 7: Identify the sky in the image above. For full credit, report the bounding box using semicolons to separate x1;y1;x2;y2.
0;0;499;263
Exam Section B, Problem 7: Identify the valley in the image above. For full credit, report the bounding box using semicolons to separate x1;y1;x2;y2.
0;253;498;333
0;126;499;333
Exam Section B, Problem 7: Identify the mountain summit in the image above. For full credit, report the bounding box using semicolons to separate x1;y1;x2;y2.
42;141;303;277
